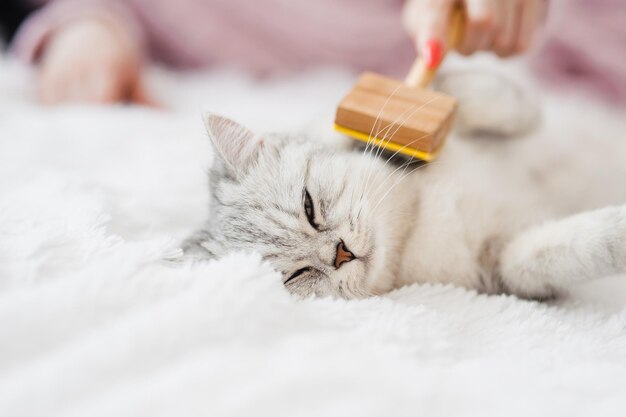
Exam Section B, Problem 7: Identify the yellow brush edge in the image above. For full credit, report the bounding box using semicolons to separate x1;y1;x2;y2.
334;124;440;162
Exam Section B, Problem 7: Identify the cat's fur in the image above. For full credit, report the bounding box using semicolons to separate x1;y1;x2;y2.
184;83;626;300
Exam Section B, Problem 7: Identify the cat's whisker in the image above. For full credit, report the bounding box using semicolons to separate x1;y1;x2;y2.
378;161;433;206
362;155;414;210
370;161;438;215
365;133;432;201
360;100;422;188
355;120;400;206
370;95;440;166
353;124;394;202
370;158;417;212
354;276;373;298
355;103;426;215
368;119;443;214
361;83;403;156
353;84;403;206
355;96;442;217
370;156;453;221
346;275;359;297
364;97;442;202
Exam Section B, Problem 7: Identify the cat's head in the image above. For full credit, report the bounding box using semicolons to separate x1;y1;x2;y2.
185;114;414;298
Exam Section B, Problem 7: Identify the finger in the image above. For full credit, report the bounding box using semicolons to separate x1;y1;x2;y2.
66;69;91;102
475;0;502;50
39;83;59;105
38;56;61;104
493;0;519;57
39;67;68;105
516;0;540;53
38;71;56;105
79;68;124;103
92;70;123;103
482;0;505;50
459;0;498;55
129;80;162;108
412;0;454;66
404;0;451;49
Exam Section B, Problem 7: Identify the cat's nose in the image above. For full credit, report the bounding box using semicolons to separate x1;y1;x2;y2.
334;240;356;269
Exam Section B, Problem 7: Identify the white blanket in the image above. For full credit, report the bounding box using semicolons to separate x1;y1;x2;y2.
1;57;626;417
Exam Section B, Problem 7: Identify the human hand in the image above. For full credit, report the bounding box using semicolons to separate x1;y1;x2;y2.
38;17;152;105
403;0;546;67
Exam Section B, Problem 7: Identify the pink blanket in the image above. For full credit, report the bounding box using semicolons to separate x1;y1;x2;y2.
12;0;626;104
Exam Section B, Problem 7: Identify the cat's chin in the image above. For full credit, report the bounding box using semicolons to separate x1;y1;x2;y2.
362;216;409;296
366;265;398;296
359;243;396;297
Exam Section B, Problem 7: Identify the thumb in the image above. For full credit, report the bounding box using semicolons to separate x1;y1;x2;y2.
416;11;450;69
128;77;163;109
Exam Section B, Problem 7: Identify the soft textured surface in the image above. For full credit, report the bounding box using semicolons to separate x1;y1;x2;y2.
1;56;626;417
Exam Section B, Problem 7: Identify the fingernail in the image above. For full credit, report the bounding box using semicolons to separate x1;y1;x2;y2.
423;39;443;69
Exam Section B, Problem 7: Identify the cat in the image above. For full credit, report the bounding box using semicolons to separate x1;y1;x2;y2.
183;82;626;300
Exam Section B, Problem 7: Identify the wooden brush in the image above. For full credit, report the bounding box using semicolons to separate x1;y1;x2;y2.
334;8;464;162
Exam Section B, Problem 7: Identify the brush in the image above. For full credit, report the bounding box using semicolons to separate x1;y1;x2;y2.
334;7;464;162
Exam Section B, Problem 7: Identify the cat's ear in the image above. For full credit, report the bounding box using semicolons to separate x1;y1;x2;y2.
203;113;263;174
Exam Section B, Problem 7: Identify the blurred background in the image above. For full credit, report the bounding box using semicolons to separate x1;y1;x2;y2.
0;0;625;109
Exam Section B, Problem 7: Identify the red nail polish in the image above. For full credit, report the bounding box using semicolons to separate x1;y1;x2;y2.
424;39;443;69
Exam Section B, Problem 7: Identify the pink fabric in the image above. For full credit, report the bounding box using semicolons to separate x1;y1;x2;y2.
12;0;415;78
531;0;626;105
11;0;626;104
12;0;145;63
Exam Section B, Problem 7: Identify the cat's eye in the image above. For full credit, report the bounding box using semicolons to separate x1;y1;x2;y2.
303;188;319;230
285;267;311;285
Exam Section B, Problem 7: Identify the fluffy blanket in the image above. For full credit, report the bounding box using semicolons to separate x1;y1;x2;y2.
1;56;626;417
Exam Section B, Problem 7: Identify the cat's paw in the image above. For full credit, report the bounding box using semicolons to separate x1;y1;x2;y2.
498;266;559;301
435;70;541;139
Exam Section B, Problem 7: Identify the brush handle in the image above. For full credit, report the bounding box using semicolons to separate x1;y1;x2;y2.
404;5;465;88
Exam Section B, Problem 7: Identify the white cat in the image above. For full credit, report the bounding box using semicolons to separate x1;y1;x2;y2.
184;77;626;300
